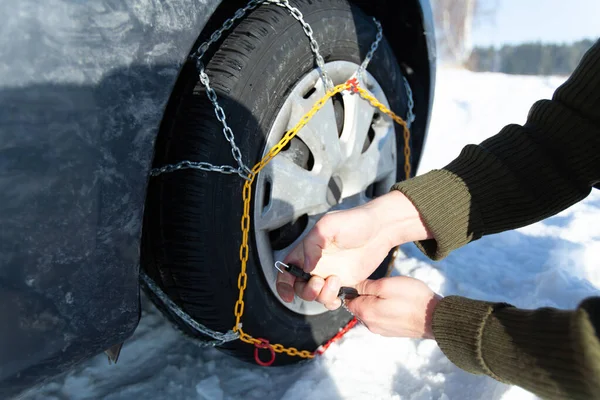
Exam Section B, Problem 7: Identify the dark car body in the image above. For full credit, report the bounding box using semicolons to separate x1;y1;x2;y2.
0;0;436;396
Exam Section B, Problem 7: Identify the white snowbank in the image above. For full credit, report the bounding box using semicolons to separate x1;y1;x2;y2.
21;68;600;400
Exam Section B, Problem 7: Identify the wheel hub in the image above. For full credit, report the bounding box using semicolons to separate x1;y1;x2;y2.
254;61;397;315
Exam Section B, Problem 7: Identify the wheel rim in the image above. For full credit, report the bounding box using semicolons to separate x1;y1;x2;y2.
254;61;397;315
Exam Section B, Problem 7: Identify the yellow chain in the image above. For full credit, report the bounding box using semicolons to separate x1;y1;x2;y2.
234;80;411;359
353;86;412;180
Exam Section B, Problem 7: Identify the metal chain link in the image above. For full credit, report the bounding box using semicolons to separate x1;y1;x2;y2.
140;271;239;346
403;76;415;129
357;18;384;79
402;76;415;173
151;0;264;180
150;160;242;177
190;0;266;180
271;0;334;90
197;61;253;179
191;0;262;61
150;0;338;180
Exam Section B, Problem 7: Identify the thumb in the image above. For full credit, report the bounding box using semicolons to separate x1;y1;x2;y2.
345;294;378;318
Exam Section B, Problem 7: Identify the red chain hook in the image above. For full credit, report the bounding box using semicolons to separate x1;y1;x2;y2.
254;338;276;366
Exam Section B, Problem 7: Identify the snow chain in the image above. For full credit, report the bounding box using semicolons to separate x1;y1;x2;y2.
149;0;414;363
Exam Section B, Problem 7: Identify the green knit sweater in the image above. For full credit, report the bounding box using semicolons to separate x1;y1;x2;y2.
392;39;600;399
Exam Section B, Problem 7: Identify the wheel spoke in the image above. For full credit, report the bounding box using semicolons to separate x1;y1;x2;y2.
288;85;343;175
340;91;375;160
256;156;329;231
338;124;396;197
372;124;398;179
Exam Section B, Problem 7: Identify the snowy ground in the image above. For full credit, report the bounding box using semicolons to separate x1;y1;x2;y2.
19;68;600;400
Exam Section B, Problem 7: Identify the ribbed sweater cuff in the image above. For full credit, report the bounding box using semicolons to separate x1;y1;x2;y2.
391;170;484;260
431;296;513;378
481;307;576;396
433;296;600;399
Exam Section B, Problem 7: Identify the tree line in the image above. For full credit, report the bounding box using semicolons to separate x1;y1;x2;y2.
466;39;596;76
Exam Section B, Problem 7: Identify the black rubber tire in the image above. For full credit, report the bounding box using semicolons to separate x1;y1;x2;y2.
142;0;408;365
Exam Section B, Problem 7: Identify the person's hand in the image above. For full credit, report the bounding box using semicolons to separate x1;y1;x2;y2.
275;191;432;309
346;276;442;339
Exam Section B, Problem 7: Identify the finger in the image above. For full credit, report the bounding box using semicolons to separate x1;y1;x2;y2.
301;219;332;273
326;297;342;311
345;295;378;325
317;275;342;310
276;271;296;303
294;276;325;302
293;279;306;298
353;279;383;296
277;241;307;303
345;295;368;315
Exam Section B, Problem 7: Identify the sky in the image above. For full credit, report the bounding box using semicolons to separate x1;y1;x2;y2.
472;0;600;47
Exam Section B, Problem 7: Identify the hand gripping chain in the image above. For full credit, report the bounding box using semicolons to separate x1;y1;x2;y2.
146;0;414;364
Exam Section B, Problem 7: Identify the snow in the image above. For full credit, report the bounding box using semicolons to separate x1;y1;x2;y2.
19;68;600;400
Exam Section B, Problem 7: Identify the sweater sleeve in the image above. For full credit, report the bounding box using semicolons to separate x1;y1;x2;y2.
432;296;600;400
392;39;600;260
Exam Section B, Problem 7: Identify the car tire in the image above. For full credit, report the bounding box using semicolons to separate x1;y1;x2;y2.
142;0;409;365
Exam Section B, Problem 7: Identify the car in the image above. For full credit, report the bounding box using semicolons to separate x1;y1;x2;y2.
0;0;436;396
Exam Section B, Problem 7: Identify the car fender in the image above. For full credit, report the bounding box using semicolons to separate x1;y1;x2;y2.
0;0;221;395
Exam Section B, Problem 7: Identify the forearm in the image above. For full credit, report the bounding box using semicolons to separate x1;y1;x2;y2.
432;296;600;400
392;40;600;260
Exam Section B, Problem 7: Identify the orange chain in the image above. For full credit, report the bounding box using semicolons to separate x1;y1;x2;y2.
235;78;411;360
